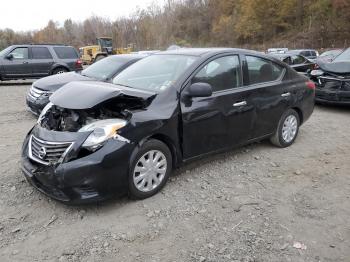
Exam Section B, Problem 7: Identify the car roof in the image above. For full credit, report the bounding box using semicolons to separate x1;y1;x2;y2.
270;53;290;58
288;49;317;53
155;48;266;57
10;44;74;48
107;54;148;60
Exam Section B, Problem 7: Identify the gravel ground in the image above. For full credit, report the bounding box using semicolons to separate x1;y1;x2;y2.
0;80;349;262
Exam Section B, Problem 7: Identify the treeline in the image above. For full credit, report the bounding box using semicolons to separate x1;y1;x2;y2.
1;0;350;51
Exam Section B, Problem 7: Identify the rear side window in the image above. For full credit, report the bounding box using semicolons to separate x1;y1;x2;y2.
310;51;316;57
192;55;241;92
292;55;306;64
32;47;52;59
246;56;284;85
53;47;78;59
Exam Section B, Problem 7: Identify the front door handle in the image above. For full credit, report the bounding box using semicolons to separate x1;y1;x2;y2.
281;92;291;97
233;101;247;107
22;61;29;64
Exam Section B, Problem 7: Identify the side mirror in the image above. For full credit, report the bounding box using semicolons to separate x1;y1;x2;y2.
187;82;213;98
6;53;13;60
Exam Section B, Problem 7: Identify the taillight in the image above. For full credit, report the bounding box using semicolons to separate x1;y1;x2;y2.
306;81;315;90
75;59;83;68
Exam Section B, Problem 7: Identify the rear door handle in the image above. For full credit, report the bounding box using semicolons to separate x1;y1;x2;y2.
281;92;291;97
233;101;247;107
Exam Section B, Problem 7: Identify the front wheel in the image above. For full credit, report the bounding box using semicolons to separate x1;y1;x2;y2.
128;139;172;199
270;109;300;148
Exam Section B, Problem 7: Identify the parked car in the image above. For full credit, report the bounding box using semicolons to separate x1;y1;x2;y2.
21;48;315;203
26;54;146;115
287;49;319;62
267;48;288;54
316;49;343;63
0;44;82;81
310;47;350;105
270;53;316;74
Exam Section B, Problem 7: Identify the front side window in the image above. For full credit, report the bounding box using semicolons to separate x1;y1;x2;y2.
246;56;284;85
32;47;52;59
9;47;28;59
192;55;241;92
113;55;196;92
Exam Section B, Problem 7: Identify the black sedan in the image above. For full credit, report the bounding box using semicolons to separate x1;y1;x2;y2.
310;48;350;105
21;48;315;203
270;53;316;74
26;54;146;115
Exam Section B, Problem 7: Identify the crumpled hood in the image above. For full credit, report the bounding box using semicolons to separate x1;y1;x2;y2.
50;81;156;109
319;61;350;74
33;72;93;91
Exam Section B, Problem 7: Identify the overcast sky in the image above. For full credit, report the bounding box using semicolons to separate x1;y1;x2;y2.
1;0;164;31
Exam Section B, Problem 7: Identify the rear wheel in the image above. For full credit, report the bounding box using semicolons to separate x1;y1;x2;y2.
128;139;172;199
52;67;68;75
270;109;300;148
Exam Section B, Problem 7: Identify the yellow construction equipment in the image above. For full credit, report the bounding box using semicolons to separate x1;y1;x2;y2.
79;37;132;64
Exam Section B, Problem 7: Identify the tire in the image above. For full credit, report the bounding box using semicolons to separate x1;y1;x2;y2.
52;67;68;75
270;109;300;148
128;139;172;199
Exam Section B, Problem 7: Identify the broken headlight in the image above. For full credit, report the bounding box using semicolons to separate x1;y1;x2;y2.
37;102;53;125
310;69;324;76
79;119;127;151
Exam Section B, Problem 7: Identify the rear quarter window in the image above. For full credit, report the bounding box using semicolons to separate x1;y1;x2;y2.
53;47;78;59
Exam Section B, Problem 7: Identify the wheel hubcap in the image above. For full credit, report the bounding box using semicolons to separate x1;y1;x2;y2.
133;150;167;192
282;115;298;143
56;70;65;74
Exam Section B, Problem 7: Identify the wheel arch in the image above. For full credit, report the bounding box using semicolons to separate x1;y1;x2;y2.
50;64;70;75
142;133;180;169
291;107;304;125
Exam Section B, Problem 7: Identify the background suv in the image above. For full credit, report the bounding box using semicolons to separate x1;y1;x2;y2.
286;49;319;62
0;44;83;80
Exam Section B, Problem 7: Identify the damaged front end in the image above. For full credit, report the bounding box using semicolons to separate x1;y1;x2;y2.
21;81;156;203
310;63;350;105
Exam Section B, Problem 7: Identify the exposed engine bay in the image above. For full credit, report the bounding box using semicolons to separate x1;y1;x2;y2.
39;96;146;132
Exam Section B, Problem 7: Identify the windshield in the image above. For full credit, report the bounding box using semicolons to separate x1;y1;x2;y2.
0;46;12;58
320;50;340;57
81;56;129;80
333;48;350;62
112;55;197;92
99;38;112;48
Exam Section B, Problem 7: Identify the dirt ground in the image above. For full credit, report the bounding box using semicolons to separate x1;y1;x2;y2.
0;80;349;262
